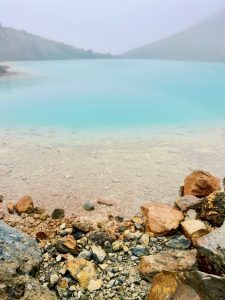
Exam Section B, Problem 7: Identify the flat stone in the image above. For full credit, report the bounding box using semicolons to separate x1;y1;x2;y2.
91;245;106;263
15;196;34;214
183;170;221;198
165;235;191;249
147;271;225;300
195;223;225;276
52;208;65;219
78;250;92;260
88;278;103;292
139;249;197;281
176;195;204;212
141;202;184;236
132;245;148;257
200;191;225;226
181;220;207;240
55;235;77;255
82;201;95;211
97;198;114;206
73;220;96;233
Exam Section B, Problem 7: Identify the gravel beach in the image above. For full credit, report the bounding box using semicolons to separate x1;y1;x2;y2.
0;125;225;220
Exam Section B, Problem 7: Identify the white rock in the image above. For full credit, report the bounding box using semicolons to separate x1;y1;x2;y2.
181;220;207;239
91;245;106;263
50;274;59;285
88;278;103;292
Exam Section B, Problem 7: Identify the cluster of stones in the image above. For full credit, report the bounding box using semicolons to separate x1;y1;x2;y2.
0;170;224;300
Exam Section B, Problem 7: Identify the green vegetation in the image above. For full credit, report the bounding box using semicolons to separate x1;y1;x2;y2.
0;23;112;61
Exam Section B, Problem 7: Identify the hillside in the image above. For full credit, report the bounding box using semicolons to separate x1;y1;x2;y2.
0;24;111;61
123;11;225;62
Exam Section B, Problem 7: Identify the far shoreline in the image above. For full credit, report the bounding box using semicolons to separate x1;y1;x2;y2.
0;64;19;78
0;65;9;76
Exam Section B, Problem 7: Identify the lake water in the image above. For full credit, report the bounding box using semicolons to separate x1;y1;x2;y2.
0;59;225;130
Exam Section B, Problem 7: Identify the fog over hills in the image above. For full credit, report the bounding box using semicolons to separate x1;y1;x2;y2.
123;11;225;62
0;24;111;61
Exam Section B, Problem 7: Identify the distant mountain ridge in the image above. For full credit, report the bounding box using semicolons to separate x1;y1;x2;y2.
0;24;112;61
123;11;225;62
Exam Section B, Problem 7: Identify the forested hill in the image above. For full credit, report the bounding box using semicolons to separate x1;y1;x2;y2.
0;24;112;61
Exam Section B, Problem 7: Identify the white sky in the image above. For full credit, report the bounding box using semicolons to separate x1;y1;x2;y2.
0;0;224;54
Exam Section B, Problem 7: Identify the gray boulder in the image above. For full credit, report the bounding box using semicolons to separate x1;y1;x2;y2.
0;221;56;299
0;220;41;274
195;222;225;276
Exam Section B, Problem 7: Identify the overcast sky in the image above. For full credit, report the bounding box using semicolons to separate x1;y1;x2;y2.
0;0;225;54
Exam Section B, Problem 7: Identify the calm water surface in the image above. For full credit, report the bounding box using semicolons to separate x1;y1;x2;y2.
0;59;225;130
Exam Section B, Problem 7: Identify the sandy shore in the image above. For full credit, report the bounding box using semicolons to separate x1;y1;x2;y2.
0;125;224;219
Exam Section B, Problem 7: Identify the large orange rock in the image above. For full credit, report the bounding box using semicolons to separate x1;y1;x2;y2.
184;171;221;198
147;271;225;300
15;196;34;214
141;202;184;236
139;250;197;281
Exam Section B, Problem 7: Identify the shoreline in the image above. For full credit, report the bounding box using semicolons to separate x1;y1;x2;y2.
0;65;9;76
0;125;225;220
0;64;19;78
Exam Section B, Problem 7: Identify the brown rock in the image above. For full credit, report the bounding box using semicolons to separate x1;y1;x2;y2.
7;202;14;214
148;271;225;300
141;202;184;236
179;186;184;197
55;235;77;255
73;220;96;233
88;230;116;246
36;231;48;241
183;170;221;198
33;207;46;215
181;220;207;240
15;196;34;214
195;222;225;276
57;278;69;289
176;195;204;212
139;249;197;281
200;191;225;226
97;198;114;206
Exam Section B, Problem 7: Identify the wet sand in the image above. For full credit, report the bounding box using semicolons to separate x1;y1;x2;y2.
0;125;224;220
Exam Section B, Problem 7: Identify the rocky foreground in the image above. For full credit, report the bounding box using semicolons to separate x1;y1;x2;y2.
0;170;224;299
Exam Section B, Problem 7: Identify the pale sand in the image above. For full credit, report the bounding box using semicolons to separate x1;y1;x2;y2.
0;125;224;220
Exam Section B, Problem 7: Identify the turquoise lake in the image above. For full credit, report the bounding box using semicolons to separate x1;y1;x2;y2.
0;59;225;130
